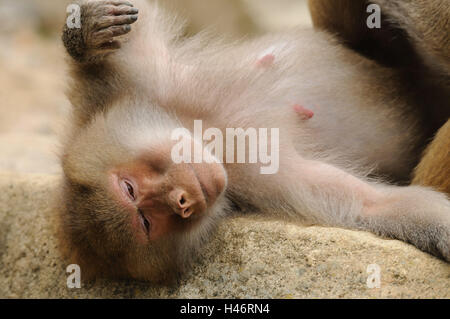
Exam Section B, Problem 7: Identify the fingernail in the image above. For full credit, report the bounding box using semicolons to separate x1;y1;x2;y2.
131;15;138;21
130;8;139;14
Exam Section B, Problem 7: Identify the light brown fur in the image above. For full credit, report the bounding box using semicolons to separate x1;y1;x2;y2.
413;121;450;195
309;0;450;204
309;0;450;133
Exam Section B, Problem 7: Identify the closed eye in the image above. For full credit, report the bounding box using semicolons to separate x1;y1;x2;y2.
139;209;151;234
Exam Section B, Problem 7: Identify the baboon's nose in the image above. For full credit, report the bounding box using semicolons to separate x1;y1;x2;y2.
169;189;206;218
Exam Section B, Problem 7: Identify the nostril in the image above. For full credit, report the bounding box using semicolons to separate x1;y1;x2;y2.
181;207;193;218
179;196;186;206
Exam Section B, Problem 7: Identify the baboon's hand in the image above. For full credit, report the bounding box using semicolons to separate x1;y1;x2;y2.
63;1;139;63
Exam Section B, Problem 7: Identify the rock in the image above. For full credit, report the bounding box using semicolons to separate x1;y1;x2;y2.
0;134;61;174
0;172;448;298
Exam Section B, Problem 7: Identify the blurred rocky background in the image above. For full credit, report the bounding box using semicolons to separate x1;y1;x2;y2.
0;0;311;174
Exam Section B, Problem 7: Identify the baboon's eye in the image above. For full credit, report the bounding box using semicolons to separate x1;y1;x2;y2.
138;209;151;235
125;181;136;201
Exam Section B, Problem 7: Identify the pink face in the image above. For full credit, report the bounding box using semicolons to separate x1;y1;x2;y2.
109;156;226;243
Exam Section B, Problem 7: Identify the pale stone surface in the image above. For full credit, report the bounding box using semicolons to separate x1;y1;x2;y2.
0;173;448;299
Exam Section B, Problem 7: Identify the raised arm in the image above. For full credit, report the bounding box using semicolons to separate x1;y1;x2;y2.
62;0;180;127
63;1;139;63
62;0;140;127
